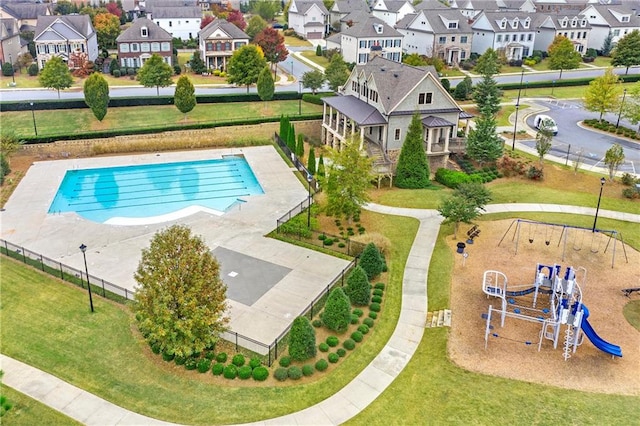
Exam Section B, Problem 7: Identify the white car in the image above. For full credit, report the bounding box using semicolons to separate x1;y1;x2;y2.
533;114;558;135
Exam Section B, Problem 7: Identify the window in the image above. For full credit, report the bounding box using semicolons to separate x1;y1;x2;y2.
206;42;213;51
613;29;620;36
438;36;446;44
234;41;246;49
448;22;458;29
394;39;401;47
161;42;170;51
358;53;368;63
360;40;366;48
570;31;574;39
497;34;502;42
527;34;532;41
151;42;160;51
500;19;506;29
622;16;630;22
225;42;231;50
120;43;129;53
512;34;517;41
451;36;455;42
141;42;150;52
523;18;530;29
461;35;468;43
394;129;401;140
460;51;466;59
418;92;432;104
169;21;172;27
141;27;148;37
519;34;525;41
131;43;139;52
352;81;357;91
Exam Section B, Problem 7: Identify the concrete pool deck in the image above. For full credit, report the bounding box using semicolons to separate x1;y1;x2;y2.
0;146;351;351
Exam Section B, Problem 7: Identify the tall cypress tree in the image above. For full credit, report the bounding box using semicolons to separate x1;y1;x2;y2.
394;112;430;188
279;115;289;143
317;154;325;177
466;103;504;165
296;134;305;157
307;147;316;175
288;123;297;154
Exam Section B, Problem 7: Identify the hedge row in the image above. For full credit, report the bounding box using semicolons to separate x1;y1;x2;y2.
495;73;640;91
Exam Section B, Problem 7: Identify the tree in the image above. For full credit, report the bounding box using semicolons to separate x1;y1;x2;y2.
1;133;21;167
437;194;481;239
453;183;492;212
394;112;430;188
604;143;625;181
325;53;350;92
201;15;215;29
69;51;94;77
465;103;504;165
174;75;196;120
316;44;322;56
55;0;77;15
535;127;553;166
474;48;500;76
227;10;247;30
611;30;640;74
106;1;123;20
287;123;296;153
403;53;428;66
189;51;207;74
358;243;383;280
288;316;316;361
307;146;316;174
296;133;304;157
227;45;267;93
345;265;371;306
322;137;372;221
39;56;73;98
254;27;288;76
83;73;109;121
137;53;174;95
317;153;325;177
584;67;622;121
134;225;229;358
622;81;640;135
245;15;268;40
17;52;33;72
257;66;275;100
279;114;290;142
547;35;581;78
252;0;279;21
453;76;473;100
602;31;614;57
321;287;351;332
302;70;325;94
93;12;121;49
473;73;501;115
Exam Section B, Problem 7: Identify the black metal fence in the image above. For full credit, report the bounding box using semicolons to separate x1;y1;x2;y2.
273;132;318;190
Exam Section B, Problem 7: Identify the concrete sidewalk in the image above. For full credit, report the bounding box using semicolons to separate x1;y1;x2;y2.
2;204;639;425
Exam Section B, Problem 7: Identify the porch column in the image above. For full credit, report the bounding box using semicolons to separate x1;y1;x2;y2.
382;125;388;153
342;117;347;139
359;127;364;150
426;128;433;153
328;106;333;128
465;119;471;136
323;103;327;125
444;126;451;152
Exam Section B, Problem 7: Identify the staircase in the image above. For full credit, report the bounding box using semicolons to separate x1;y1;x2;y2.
426;309;452;328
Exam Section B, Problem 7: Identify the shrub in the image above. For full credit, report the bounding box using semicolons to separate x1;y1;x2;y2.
161;350;175;362
364;317;375;328
345;265;372;306
351;331;364;342
204;351;216;360
288;316;317;361
216;352;227;363
288;366;303;380
113;69;121;78
312;319;323;327
372;295;382;303
526;165;544;180
319;342;330;352
375;283;385;290
435;168;472;188
274;367;289;381
368;311;377;320
358;324;370;334
174;355;187;365
232;353;246;367
328;352;340;363
353;308;364;317
2;62;13;77
279;356;292;367
252;366;269;381
337;348;346;357
184;358;197;370
323;238;334;246
150;342;161;354
621;172;638;186
28;63;39;76
321;288;351;332
173;64;181;75
196;358;212;373
350;314;359;324
373;288;384;296
302;364;315;376
223;364;237;379
370;302;381;312
343;339;356;350
326;336;339;347
622;188;640;199
249;357;262;369
212;363;224;375
238;365;253;380
315;359;329;371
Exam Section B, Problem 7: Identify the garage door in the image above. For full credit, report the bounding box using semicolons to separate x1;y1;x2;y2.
307;32;322;39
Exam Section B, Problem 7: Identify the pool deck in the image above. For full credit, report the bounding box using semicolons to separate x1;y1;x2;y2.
1;146;351;350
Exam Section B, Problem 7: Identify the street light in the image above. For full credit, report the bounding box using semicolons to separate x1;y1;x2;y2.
9;53;15;84
298;81;302;115
79;244;94;313
307;173;312;228
551;80;556;96
290;60;294;77
512;69;525;151
616;88;627;128
592;177;606;232
30;102;37;136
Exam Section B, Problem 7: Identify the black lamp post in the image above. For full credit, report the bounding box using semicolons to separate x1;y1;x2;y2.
79;244;94;313
551;80;556;96
592;177;606;232
9;54;15;84
298;81;302;116
307;173;312;228
616;88;627;128
511;69;524;151
30;102;37;136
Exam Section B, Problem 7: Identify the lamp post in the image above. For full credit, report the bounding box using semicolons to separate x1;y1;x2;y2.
290;60;293;77
79;244;94;313
592;177;606;232
9;53;15;84
307;173;312;228
30;102;37;136
298;81;302;115
551;80;556;96
616;88;627;128
512;69;525;151
524;80;528;96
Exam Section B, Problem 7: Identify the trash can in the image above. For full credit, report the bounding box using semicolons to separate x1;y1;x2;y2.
456;242;466;254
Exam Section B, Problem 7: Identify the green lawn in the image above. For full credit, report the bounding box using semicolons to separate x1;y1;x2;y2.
0;384;81;426
300;50;329;68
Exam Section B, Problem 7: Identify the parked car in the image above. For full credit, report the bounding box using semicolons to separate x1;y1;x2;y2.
534;114;558;135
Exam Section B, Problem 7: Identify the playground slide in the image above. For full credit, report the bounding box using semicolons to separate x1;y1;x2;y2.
580;305;623;358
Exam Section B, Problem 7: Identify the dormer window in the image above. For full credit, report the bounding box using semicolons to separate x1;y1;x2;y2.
500;18;507;29
375;24;383;34
523;18;530;29
571;18;578;27
448;22;458;29
560;18;568;28
622;15;630;22
141;26;148;37
511;18;519;29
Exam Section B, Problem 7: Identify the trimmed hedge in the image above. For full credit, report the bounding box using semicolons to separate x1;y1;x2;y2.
328;352;340;363
358;324;370;334
343;339;356;350
364;317;375;328
315;359;329;371
249;357;262;369
279;356;292;367
223;364;237;379
288;366;303;380
252;366;269;381
368;311;377;320
319;342;330;352
302;364;315;376
216;352;228;363
274;367;289;381
370;302;381;312
232;354;245;367
351;331;364;342
435;168;472;189
337;348;346;357
212;363;225;375
196;358;211;373
326;336;339;347
238;365;253;379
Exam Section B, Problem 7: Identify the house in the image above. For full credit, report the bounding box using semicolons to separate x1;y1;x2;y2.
329;0;369;32
328;16;403;64
395;9;472;66
116;17;173;69
580;4;640;51
146;0;202;41
288;0;329;39
33;15;98;70
321;56;466;175
333;8;371;34
0;1;52;32
454;0;536;19
371;0;415;27
533;13;591;55
470;11;536;61
0;18;24;66
198;18;248;71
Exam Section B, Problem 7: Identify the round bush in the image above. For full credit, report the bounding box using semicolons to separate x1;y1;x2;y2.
373;289;384;296
274;367;288;381
326;336;339;347
312;319;323;327
238;365;253;380
358;324;370;334
353;308;364;317
328;352;339;363
249;357;262;369
288;366;303;380
337;348;346;357
196;358;212;373
319;342;329;352
161;350;175;362
315;359;329;371
174;355;187;366
279;356;291;367
370;302;381;312
252;366;269;381
302;364;314;376
150;342;161;354
350;314;359;324
372;295;383;304
343;339;356;350
232;354;245;367
184;358;197;370
223;364;237;379
113;69;121;78
374;283;385;290
351;331;364;342
205;351;216;360
212;363;224;375
364;317;375;328
368;311;377;320
216;352;228;363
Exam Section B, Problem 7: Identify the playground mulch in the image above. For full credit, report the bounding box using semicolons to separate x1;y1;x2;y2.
447;219;640;396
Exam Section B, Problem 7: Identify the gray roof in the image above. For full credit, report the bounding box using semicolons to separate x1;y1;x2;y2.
459;110;474;119
421;115;455;127
199;18;249;40
341;9;371;24
531;12;591;30
342;16;402;37
147;6;202;18
116;18;172;42
145;0;198;6
413;0;450;10
373;0;411;13
587;4;640;28
475;11;536;32
34;15;95;40
293;0;329;15
323;95;388;125
460;0;521;11
332;0;369;13
396;9;472;34
1;18;19;41
0;2;50;20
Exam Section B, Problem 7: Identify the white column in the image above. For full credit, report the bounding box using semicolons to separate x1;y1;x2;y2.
359;127;364;150
444;126;451;152
329;106;333;128
323;103;327;125
426;128;433;153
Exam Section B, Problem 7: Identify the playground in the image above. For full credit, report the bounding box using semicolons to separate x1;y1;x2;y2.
447;219;640;396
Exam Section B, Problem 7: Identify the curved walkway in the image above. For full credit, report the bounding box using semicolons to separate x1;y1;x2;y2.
2;205;639;426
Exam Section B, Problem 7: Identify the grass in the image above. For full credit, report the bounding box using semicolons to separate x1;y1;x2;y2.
283;35;312;48
300;50;330;68
623;300;640;331
0;384;81;425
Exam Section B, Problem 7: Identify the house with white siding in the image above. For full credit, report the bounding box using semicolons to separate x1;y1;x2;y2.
470;11;536;61
34;15;98;70
328;16;403;65
288;0;329;39
580;4;640;51
371;0;414;27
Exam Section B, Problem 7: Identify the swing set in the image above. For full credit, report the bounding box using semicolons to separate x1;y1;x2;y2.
498;219;628;268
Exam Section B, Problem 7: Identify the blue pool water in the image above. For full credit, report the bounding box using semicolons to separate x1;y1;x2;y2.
48;156;264;223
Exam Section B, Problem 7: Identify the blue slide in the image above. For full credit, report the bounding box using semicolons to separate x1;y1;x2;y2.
580;305;623;358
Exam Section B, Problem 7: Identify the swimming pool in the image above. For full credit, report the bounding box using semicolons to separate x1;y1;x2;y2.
48;156;264;224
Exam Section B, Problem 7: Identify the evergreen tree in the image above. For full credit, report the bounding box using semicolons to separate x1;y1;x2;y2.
321;287;351;332
316;44;322;56
288;123;296;153
189;50;207;74
358;243;383;280
288;316;317;361
317;154;325;177
611;30;640;74
174;75;196;120
453;76;472;101
466;103;504;165
307;146;316;175
394;112;430;188
345;265;371;306
279;115;290;142
474;48;500;76
296;133;304;157
83;72;109;121
602;31;614;56
257;66;275;101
